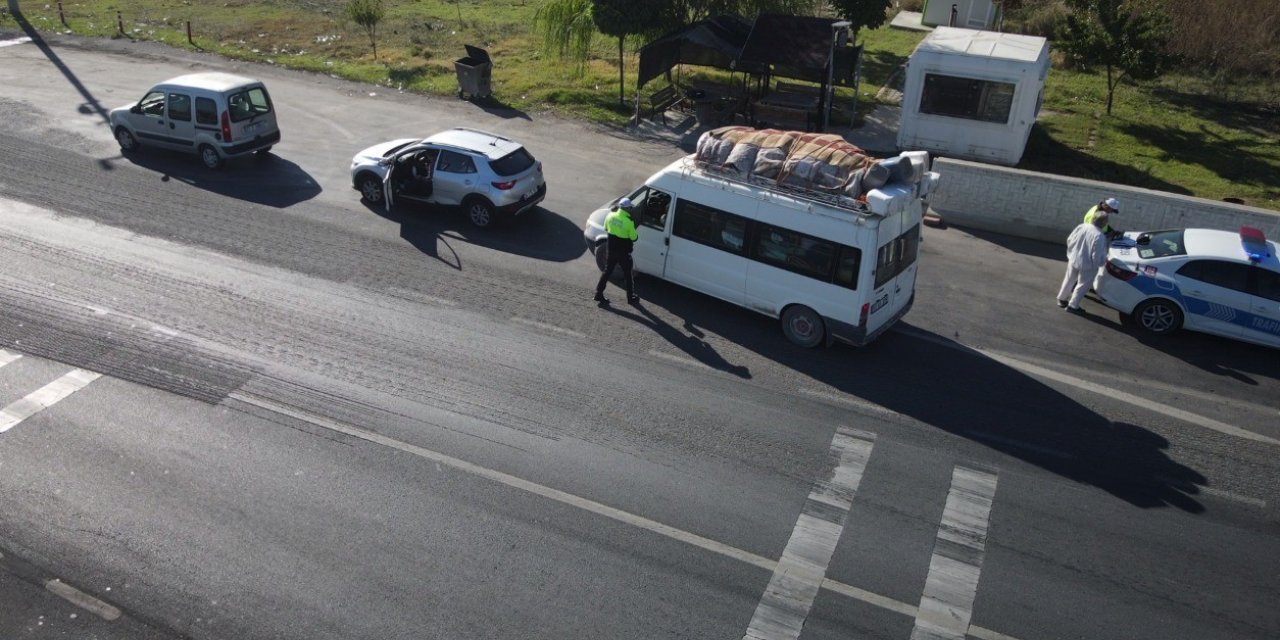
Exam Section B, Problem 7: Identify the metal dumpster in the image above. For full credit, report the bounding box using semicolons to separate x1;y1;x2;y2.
455;45;492;100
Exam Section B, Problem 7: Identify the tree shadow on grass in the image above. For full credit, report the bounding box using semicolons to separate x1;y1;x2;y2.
1115;121;1280;195
1018;123;1194;195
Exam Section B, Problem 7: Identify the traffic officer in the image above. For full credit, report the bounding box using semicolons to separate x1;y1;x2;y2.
594;197;639;305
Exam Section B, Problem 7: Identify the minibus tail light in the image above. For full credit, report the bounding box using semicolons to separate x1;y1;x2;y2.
220;111;232;143
859;302;870;327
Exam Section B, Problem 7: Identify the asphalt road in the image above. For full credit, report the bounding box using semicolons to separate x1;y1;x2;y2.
1;25;1278;640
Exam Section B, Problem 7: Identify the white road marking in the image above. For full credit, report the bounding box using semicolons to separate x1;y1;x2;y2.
0;369;101;433
911;467;998;640
511;317;586;339
45;579;121;621
0;349;22;368
742;427;875;640
228;392;1022;640
799;388;904;421
0;37;33;48
646;349;713;371
897;329;1280;447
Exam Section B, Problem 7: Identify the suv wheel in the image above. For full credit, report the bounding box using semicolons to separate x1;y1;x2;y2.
464;197;497;228
199;144;224;170
357;173;384;205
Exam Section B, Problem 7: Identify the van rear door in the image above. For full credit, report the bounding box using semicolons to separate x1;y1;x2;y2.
223;84;278;147
866;207;922;336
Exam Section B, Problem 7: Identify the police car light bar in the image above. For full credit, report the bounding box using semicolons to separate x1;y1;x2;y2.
1240;226;1270;262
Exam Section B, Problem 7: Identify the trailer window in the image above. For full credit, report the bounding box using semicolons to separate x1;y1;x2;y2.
919;73;1014;124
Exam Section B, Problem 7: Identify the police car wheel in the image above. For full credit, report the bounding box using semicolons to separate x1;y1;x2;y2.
781;305;824;348
1132;298;1183;335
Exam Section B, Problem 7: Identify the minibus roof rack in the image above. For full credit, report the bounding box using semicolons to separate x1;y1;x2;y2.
687;157;879;216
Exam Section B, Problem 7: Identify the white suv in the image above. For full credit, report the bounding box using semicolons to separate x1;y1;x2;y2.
110;72;280;169
1096;227;1280;349
350;128;546;228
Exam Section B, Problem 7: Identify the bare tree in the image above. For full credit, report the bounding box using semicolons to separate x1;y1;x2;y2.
346;0;385;61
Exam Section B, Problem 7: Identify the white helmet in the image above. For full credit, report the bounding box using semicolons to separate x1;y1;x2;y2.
617;197;635;210
1104;197;1120;211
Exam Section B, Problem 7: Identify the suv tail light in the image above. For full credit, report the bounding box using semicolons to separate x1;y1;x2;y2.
1105;258;1138;281
491;180;516;190
220;111;232;143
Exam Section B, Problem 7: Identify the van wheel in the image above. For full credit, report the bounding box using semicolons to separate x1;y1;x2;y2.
115;127;138;152
593;241;608;273
1132;298;1183;335
199;144;224;170
781;305;825;348
464;197;497;228
357;173;384;205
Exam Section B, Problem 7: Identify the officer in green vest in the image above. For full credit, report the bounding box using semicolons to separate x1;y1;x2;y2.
595;197;640;305
1084;197;1120;236
1083;197;1120;291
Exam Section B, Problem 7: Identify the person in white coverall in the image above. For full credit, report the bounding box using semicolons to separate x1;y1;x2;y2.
1056;213;1110;315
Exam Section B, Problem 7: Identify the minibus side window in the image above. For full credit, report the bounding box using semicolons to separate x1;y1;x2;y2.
672;200;748;256
834;246;862;290
752;223;835;281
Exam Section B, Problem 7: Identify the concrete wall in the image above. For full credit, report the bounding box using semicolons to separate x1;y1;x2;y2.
928;157;1280;244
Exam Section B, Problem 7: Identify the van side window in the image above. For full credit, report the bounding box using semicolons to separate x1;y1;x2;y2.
139;91;166;116
437;150;477;174
635;188;671;230
195;97;218;125
752;223;835;281
673;200;748;256
167;93;192;122
875;224;921;288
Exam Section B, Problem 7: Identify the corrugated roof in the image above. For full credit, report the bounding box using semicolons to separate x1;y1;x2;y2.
916;26;1047;63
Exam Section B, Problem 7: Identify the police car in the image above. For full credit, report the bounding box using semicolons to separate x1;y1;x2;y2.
1095;227;1280;349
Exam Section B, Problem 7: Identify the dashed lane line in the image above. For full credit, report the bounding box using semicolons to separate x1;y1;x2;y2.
228;392;1023;640
511;317;586;339
742;427;874;640
0;368;101;433
45;579;121;621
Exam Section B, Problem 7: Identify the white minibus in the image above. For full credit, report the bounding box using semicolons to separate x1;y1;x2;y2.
584;153;939;347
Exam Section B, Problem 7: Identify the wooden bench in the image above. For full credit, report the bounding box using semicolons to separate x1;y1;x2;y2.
646;84;681;124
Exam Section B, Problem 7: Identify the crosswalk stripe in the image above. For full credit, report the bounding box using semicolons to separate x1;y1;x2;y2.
0;349;22;368
911;466;999;640
0;368;101;433
742;427;875;640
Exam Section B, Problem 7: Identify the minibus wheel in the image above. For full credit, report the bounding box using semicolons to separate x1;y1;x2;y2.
781;305;824;348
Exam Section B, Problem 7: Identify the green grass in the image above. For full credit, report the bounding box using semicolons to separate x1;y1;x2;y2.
5;2;1278;210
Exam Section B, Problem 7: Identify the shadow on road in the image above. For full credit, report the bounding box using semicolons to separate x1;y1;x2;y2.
366;201;588;264
597;292;752;379
118;148;322;208
6;0;111;126
630;275;1210;512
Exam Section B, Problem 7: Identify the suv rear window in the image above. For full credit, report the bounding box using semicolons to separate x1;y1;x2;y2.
489;148;536;177
227;86;273;122
1135;230;1186;259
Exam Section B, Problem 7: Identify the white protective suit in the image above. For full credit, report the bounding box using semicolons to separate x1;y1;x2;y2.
1057;221;1109;310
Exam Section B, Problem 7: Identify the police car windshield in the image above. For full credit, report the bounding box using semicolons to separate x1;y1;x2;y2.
1136;230;1186;259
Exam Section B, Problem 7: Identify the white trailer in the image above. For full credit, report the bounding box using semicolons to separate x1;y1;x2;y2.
897;27;1050;166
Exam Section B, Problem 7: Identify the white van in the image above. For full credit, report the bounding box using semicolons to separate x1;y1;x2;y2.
110;72;281;169
584;153;939;347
